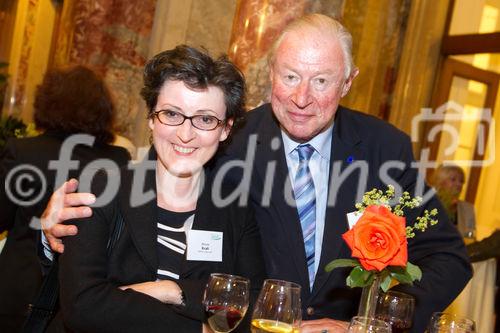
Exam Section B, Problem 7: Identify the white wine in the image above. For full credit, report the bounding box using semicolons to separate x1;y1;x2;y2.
251;319;299;333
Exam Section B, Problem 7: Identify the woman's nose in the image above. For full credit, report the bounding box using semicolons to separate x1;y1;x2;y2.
176;119;196;142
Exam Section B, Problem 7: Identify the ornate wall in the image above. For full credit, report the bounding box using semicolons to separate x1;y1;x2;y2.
225;0;411;121
52;0;156;138
3;0;430;146
228;0;344;109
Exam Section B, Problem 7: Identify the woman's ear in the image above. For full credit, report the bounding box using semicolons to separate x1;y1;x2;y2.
148;116;154;131
219;118;234;142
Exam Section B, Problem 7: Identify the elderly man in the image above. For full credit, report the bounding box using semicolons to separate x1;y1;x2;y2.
43;14;471;333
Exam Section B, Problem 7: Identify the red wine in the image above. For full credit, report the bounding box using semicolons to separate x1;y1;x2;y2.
205;305;244;332
376;315;411;333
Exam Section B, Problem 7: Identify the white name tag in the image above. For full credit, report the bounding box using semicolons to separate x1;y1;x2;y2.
346;211;362;229
186;230;223;262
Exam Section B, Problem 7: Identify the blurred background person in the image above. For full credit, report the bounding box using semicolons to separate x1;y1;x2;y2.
467;229;500;262
432;164;476;241
0;65;130;332
467;230;500;333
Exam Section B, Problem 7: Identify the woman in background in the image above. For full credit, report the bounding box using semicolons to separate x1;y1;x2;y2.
0;65;130;332
432;164;476;240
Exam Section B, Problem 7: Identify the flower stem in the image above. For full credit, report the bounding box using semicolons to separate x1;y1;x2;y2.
358;274;381;318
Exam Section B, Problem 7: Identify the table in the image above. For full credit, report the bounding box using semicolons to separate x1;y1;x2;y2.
446;258;497;333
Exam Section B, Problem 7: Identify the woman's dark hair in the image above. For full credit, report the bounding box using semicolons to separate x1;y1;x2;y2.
141;45;246;123
34;65;115;143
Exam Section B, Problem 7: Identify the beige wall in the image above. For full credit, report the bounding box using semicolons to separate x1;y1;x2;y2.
475;87;500;239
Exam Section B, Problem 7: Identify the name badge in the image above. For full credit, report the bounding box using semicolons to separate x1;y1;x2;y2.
186;230;223;262
346;211;362;229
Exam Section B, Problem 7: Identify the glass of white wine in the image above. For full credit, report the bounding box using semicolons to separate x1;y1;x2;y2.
251;279;301;333
428;312;476;333
348;316;392;333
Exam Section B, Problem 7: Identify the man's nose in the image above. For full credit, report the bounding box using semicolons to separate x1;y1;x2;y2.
176;119;196;142
292;81;313;109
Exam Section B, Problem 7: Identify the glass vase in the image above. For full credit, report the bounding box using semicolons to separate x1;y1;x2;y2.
357;274;381;318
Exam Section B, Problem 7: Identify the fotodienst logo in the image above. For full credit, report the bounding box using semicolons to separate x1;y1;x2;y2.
411;101;495;167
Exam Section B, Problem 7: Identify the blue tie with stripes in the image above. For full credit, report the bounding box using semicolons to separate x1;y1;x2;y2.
294;144;316;290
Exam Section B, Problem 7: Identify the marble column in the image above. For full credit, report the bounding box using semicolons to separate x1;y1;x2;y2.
390;0;451;141
228;0;308;108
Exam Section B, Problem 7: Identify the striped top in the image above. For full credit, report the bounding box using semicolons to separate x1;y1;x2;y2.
156;207;194;281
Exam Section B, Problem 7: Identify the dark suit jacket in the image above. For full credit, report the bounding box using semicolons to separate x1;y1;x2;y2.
56;148;266;333
218;103;472;333
0;132;130;332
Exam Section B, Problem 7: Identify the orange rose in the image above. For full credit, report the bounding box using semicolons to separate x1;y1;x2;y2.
342;205;407;271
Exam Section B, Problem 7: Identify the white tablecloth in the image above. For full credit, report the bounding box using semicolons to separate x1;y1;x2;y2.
447;258;497;333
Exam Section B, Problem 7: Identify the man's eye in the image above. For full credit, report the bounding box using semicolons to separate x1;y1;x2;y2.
285;75;297;81
317;78;326;84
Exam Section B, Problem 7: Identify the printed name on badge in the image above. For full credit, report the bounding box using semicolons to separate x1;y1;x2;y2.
186;230;223;262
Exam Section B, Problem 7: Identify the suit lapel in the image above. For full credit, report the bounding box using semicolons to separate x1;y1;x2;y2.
254;108;311;295
119;148;159;275
311;107;365;299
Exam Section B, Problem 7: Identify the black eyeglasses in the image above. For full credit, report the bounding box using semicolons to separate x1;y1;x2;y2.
152;110;225;131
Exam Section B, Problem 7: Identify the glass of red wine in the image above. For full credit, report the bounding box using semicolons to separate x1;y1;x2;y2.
375;290;415;333
203;273;250;333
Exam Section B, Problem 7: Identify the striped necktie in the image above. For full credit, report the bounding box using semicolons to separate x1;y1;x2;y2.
294;144;316;290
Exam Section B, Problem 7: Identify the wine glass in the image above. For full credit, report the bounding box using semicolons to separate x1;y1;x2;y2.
428;312;476;333
348;316;392;333
375;290;415;333
251;279;302;333
203;273;250;333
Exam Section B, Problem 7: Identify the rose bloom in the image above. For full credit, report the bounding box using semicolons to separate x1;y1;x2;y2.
343;205;407;271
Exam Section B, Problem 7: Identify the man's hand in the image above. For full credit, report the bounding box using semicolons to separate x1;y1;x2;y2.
300;318;349;333
41;178;96;253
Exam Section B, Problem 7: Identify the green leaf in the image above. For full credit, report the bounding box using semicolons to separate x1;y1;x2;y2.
380;273;393;292
388;266;414;285
406;262;422;281
346;266;375;288
325;259;359;272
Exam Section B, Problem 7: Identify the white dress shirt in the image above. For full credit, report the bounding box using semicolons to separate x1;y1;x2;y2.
281;124;333;280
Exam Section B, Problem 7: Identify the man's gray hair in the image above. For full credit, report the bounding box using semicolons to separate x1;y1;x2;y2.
268;13;356;79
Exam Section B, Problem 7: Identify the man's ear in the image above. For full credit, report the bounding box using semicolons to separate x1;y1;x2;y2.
341;68;359;98
220;118;234;142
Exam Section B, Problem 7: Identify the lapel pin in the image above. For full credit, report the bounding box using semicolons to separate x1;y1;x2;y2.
346;156;354;164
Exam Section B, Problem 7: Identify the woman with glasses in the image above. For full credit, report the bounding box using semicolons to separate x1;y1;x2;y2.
55;45;266;332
